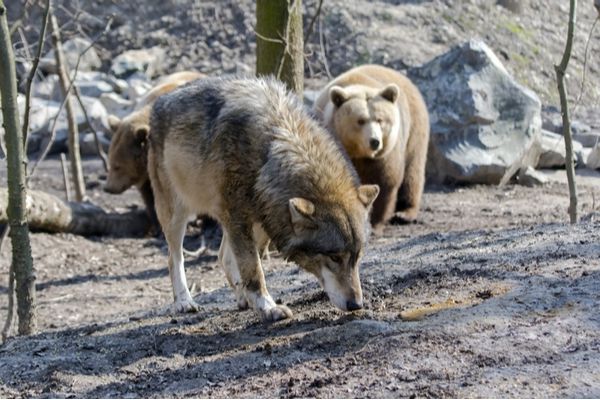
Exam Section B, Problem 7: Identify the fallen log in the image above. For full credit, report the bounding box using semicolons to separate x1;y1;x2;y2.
0;187;149;237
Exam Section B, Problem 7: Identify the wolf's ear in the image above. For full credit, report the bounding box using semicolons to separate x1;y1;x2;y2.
134;125;150;147
380;84;399;103
108;115;121;133
358;185;380;209
329;86;349;108
289;197;316;233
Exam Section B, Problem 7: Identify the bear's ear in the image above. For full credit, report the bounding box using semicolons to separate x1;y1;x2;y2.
357;184;380;209
107;115;121;133
380;84;399;104
289;197;317;234
329;86;349;108
134;125;150;147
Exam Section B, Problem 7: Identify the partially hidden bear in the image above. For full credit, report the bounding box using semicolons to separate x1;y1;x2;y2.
104;71;205;232
314;64;430;234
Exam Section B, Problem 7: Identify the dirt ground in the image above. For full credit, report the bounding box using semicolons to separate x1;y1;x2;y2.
0;159;599;398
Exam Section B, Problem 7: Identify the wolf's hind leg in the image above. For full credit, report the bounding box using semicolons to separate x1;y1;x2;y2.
224;223;292;322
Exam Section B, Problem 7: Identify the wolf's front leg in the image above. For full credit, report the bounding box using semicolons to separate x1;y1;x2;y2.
218;232;248;310
222;225;292;322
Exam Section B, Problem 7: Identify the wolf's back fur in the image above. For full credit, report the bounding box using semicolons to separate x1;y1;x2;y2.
149;77;378;319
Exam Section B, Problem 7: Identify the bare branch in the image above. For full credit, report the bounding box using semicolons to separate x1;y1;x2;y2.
318;13;332;79
254;30;285;44
72;85;108;171
60;152;72;201
572;15;599;115
22;0;50;151
304;0;324;45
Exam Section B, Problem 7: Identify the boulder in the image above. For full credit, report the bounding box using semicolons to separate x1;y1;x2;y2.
99;92;135;118
32;71;118;102
585;144;600;169
25;96;108;156
109;46;167;79
541;105;562;133
80;132;110;156
517;166;548;187
536;130;584;168
39;37;101;74
408;39;542;184
571;121;600;148
31;75;61;101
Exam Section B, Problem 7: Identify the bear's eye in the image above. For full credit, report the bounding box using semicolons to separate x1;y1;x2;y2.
376;118;384;124
357;118;366;126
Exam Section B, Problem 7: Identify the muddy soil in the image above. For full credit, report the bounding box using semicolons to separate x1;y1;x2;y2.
0;159;599;398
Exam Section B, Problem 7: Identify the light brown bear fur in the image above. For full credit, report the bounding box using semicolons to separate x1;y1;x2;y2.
314;64;429;233
104;71;205;231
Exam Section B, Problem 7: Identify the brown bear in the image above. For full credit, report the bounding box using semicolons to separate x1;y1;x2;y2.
313;64;430;233
104;71;205;232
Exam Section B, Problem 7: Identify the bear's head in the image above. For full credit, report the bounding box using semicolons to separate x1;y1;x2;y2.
104;113;149;194
328;84;401;159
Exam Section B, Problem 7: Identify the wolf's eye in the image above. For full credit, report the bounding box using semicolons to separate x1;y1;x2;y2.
329;254;343;264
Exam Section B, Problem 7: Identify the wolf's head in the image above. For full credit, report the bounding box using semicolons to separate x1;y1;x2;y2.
284;185;379;311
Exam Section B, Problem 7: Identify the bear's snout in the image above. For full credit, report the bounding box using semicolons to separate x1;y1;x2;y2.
369;138;381;151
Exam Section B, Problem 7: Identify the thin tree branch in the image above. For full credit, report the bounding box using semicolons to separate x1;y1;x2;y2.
22;0;51;152
254;30;285;44
318;13;332;79
572;15;598;115
72;85;108;171
60;152;72;201
303;0;324;45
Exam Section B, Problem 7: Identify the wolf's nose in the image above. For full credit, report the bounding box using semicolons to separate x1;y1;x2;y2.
346;300;363;311
369;138;380;150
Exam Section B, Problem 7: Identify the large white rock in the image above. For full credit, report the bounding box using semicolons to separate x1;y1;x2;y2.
536;130;584;168
409;39;542;184
110;46;167;79
585;144;600;169
39;37;102;74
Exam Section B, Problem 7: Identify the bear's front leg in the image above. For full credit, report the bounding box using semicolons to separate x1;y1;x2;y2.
370;182;401;234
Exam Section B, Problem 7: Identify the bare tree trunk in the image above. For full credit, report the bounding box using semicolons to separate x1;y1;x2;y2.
555;0;578;224
50;13;86;202
256;0;304;96
0;0;36;335
0;188;151;237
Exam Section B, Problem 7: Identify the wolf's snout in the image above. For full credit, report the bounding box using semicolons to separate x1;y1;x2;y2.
346;299;363;311
369;138;380;151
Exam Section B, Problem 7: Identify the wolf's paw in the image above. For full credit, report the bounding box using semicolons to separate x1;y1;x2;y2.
173;298;200;313
261;304;293;322
237;297;249;310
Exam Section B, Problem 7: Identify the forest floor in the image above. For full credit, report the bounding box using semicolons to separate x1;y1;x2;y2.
0;159;599;398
